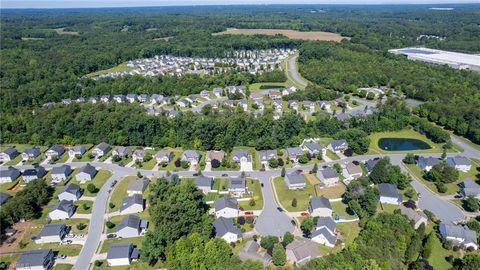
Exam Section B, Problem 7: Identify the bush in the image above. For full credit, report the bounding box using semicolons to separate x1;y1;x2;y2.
291;198;297;207
402;153;416;164
268;158;279;169
160;161;168;167
86;183;97;194
245;216;255;224
174;158;181;167
106;221;115;229
452;245;460;252
277;158;284;167
237;216;245;225
298;154;309;164
282;232;294;246
94;260;103;267
260;236;279;250
281;167;286;177
463;196;480;212
76;222;87;231
82;203;90;211
181;161;190;169
109;202;115;209
211;159;221;168
249;198;256;207
435;182;447;193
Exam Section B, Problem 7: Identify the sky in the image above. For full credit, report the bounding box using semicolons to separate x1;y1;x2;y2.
2;0;478;9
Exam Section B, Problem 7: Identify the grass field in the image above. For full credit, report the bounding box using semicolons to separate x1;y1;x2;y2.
86;62;134;77
315;182;346;199
108;176;137;212
213;28;349;42
54;28;79;35
428;230;460;270
331;201;356;219
249;82;289;91
53;264;73;270
72;169;112;196
74;200;94;214
273;176;317;212
92;260;156;270
23;242;82;256
238;179;263;210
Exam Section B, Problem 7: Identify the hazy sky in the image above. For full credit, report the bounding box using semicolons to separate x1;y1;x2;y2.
2;0;479;9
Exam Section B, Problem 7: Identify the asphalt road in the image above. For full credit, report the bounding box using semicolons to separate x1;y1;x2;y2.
287;55;308;88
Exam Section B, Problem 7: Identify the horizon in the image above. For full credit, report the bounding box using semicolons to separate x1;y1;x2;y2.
2;0;479;9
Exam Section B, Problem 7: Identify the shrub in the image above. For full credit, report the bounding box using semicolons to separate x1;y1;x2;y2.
237;216;245;225
249;198;256;207
174;158;181;167
94;260;103;267
281;167;286;177
463;196;480;212
77;222;87;231
181;161;190;169
291;198;297;207
112;155;121;162
260;236;279;250
245;216;255;224
160;162;168;167
402;153;416;164
109;202;115;209
435;182;447;193
82;203;90;211
211;159;221;168
86;183;97;194
106;221;115;229
268;158;279;169
277;158;284;167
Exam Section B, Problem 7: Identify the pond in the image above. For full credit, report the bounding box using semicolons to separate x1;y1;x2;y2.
378;138;431;151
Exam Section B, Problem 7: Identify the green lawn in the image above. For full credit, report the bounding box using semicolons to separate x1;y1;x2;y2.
92;260;156;270
205;192;224;201
160;148;187;172
53;264;73;270
314;181;346;199
5;154;23;165
0;254;19;269
86;62;134;77
249;82;289;91
273;176;316;212
23;242;82;256
212;178;228;191
331;201;356;219
72;169;112;196
234;217;256;232
56;153;69;163
326;150;340;160
0;179;20;194
74;200;93;214
238;179;263;210
100;236;144;253
428;231;460;270
378;203;399;213
336;222;361;249
24;154;47;165
108;176;136;212
51;218;90;234
73;147;95;162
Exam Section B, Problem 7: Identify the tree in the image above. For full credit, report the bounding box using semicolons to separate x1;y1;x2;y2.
76;222;87;231
460;254;480;270
106;221;115;229
291;198;297;207
463;196;480;212
86;183;97;194
281;167;286;177
298;153;309;164
277;158;284;167
423;232;435;260
260;236;279;250
300;217;314;237
312;163;318;174
181;161;190;169
268;158;279;169
403;153;416;164
174;158;181;168
237;216;245;225
333;163;342;174
425;162;459;184
272;243;286;266
335;129;370;155
211;159;221;168
282;232;294;246
249;198;256;207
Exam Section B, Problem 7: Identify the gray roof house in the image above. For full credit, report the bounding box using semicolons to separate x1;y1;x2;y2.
446;156;472;172
318;167;340;187
286;147;303;161
51;165;73;183
49;200;75;220
214;197;239;218
117;215;148;238
460;179;480;199
228;176;247;197
45;144;65;157
58;183;82;202
107;243;139;266
365;158;380;172
36;223;68;244
120;194;144;214
22;165;46;182
0;167;21;183
0;192;12;205
92;142;111;157
439;223;478;250
76;163;97;182
132;149;146;162
285;240;321;266
302;143;325;156
238;240;272;266
181;150;201;165
327;139;348;153
232;150;251;163
15;249;54;270
259;150;277;163
311;226;337;247
127;178;150;195
68;145;86;157
399;205;428;229
22;147;41;161
378;183;403;205
308;196;332;217
213;217;242;243
285;170;306;190
417;156;440;172
113;146;130;158
195;175;213;194
155;150;174;163
205;150;225;163
0;147;19;161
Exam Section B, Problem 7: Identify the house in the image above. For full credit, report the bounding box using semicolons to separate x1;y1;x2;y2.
68;145;86;158
177;99;190;107
285;147;303;162
459;179;480;199
268;90;282;100
399;205;428;229
107;243;139;266
273;111;282;120
238;240;272;267
186;95;198;103
417;156;440;172
302;143;326;157
49;200;75;220
272;99;283;111
51;165;73;183
15;249;54;270
213;87;223;98
378;183;403;205
113;94;125;103
439;223;478;250
138;94;149;103
232;150;251;164
205;150;225;166
76;163;97;182
318;100;331;110
116;215;148;238
92;142;111;157
0;192;12;205
61;98;72;105
45;145;65;158
308;196;332;217
303;101;315;112
342;162;363;183
119;194;144;214
285;170;306;190
213;217;242;243
200;90;210;98
446;156;471;172
365;158;380;173
22;166;46;183
259;150;277;165
224;99;235;108
215;197;239;218
149;94;162;104
282;86;297;96
127;178;150;196
327;140;348;153
58;183;82;202
155;150;174;164
126;94;137;103
195;175;213;194
100;95;110;103
89;97;98;103
285;240;321;266
0;147;19;162
311;216;337;247
132;149;146;162
238;99;248;111
113;146;130;158
181;150;201;166
288;100;299;110
0;167;21;183
228;176;247;197
335;98;348;108
317;167;340;187
22;147;41;161
35;223;68;244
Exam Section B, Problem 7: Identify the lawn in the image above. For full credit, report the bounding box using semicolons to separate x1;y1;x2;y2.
108;176;136;212
74;200;94;214
56;153;69;163
51;218;90;234
72;169;112;196
314;182;346;199
0;179;20;194
249;82;289;91
23;242;82;256
205;192;224;202
234;217;256;232
73;147;95;162
159;148;187;172
100;236;144;253
331;201;356;219
92;260;156;270
238;179;263;210
86;62;134;78
326;150;340;160
336;222;361;249
428;231;460;270
378;203;399;213
212;178;228;191
53;264;73;270
273;176;316;212
0;254;19;269
405;164;470;196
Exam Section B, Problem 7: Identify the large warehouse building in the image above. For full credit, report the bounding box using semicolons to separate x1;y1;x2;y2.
389;47;480;71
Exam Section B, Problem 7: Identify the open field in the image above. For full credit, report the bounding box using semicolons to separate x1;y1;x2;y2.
213;28;349;42
54;28;80;35
86;62;134;77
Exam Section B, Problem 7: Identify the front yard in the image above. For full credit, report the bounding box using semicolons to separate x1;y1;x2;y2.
72;169;113;196
238;179;263;210
100;236;144;253
273;176;317;212
108;176;137;213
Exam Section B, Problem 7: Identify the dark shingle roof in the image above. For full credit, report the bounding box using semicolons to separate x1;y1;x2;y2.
39;223;66;237
16;249;52;268
320;167;339;179
117;215;141;231
214;197;238;211
53;200;74;213
79;163;97;176
61;183;81;195
378;183;401;200
107;243;133;260
120;194;143;212
51;165;72;175
0;167;21;179
316;216;336;233
195;175;213;188
213;217;242;237
309;196;331;210
286;170;306;185
128;178;150;193
228;176;246;190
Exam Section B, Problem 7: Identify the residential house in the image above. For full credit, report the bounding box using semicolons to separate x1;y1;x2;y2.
224;99;235;108
318;101;331;111
195;175;213;194
92;142;111;158
89;97;98;103
288;100;299;111
119;194;144;214
232;150;251;164
177;99;190;107
327;140;348;153
35;223;68;244
61;99;72;105
107;243;139;266
113;94;125;103
273;111;282;120
459;179;480;199
113;146;130;158
439;223;478;250
399;205;428;229
215;197;239;218
0;167;21;183
132;149;146;162
311;216;337;247
284;170;306;190
15;249;54;270
0;192;12;205
126;94;137;103
213;217;242;243
76;163;97;182
49;200;75;220
205;150;225;167
302;143;326;157
200;90;210;98
259;150;277;166
364;158;380;173
317;167;340;187
22;147;41;161
342;162;363;184
68;145;86;158
282;86;297;96
303;101;315;112
213;87;223;98
58;183;82;202
127;178;150;196
308;196;332;217
417;156;440;172
100;95;110;103
45;145;65;158
22;166;46;183
228;176;247;197
285;147;303;162
186;95;198;103
181;150;201;166
51;165;73;183
155;150;174;164
138;94;149;103
0;147;19;162
238;99;248;111
116;215;148;238
272;99;283;111
285;240;321;266
149;94;163;104
378;183;402;205
238;240;272;267
446;156;471;172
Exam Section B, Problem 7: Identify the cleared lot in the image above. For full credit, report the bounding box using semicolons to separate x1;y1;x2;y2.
214;28;349;42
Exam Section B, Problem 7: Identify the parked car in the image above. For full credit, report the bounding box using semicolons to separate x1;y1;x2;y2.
300;212;309;217
106;234;116;239
290;220;297;226
277;207;283;212
221;173;228;177
110;180;118;188
261;183;264;188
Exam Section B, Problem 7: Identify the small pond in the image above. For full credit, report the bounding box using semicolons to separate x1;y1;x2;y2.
378;138;431;151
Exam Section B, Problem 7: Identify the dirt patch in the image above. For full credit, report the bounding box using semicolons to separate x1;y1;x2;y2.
54;28;79;36
0;222;41;254
214;28;350;42
153;36;172;41
8;181;23;193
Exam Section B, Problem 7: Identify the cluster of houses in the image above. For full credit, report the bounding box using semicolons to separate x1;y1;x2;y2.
90;49;295;80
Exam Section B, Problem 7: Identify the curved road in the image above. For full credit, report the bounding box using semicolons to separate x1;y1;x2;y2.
286;54;308;88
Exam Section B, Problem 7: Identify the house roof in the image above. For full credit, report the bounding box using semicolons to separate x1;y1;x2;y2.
316;216;336;233
399;205;427;224
195;175;213;188
53;200;74;213
328;139;348;149
320;167;339;179
182;150;200;160
286;170;306;185
311;227;337;245
107;243;133;260
259;150;277;161
70;145;86;152
309;196;332;211
39;223;66;237
61;183;81;195
94;142;111;152
365;158;380;172
378;183;402;201
23;147;41;156
120;194;143;212
304;143;323;152
440;223;477;245
133;149;145;157
346;162;363;175
114;146;130;155
228;176;246;190
238;240;272;266
79;163;97;176
418;156;440;167
128;178;150;193
461;179;480;197
0;192;12;205
213;217;242;238
48;144;64;154
2;147;18;157
155;150;172;159
51;164;71;175
206;150;225;161
286;147;303;157
232;150;250;161
117;215;142;231
214;197;238;211
285;240;320;264
447;156;471;167
0;167;20;179
16;249;52;268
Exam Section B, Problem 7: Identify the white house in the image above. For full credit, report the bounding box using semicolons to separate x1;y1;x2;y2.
439;223;478;250
214;197;239;218
181;150;201;166
51;165;73;183
446;156;471;172
119;194;144;215
0;167;21;183
76;163;97;182
49;200;75;220
116;215;148;238
45;145;65;158
68;145;86;158
285;147;303;163
22;166;46;183
417;156;440;172
378;183;402;205
228;176;247;197
308;196;332;217
213;217;242;243
0;147;19;162
127;178;150;196
92;142;111;158
327;140;348;153
35;223;68;244
317;167;340;187
58;183;82;202
311;216;337;247
284;170;306;190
